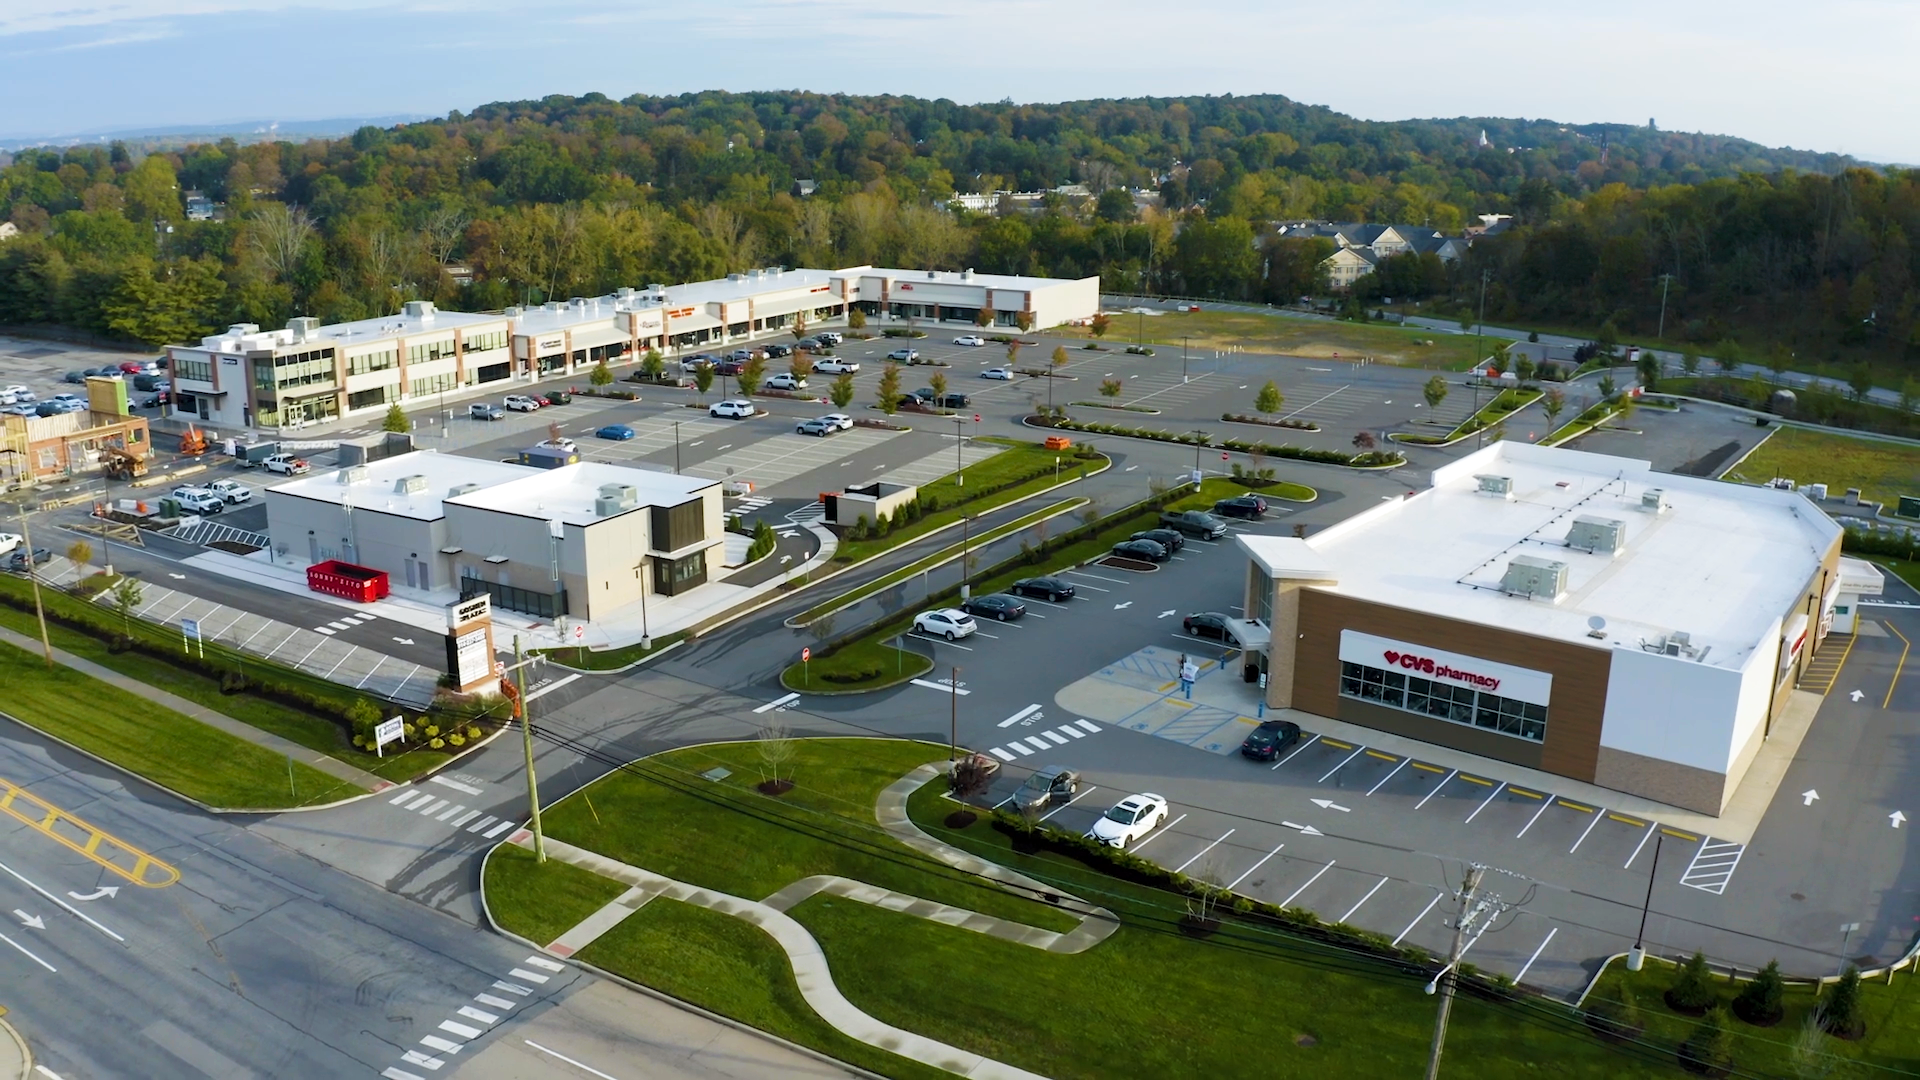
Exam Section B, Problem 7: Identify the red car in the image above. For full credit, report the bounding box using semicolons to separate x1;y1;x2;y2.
118;361;147;374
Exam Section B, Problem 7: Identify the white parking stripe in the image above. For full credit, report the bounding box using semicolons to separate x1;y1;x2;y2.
1226;843;1285;890
1365;757;1409;795
1059;579;1109;592
1463;782;1506;824
1414;768;1457;809
1568;807;1605;852
1393;891;1444;947
1514;927;1559;985
1516;797;1553;838
1340;877;1390;923
1279;860;1335;907
1127;812;1185;852
1038;786;1098;822
1317;746;1366;783
1173;828;1235;873
1623;821;1659;868
1272;736;1318;769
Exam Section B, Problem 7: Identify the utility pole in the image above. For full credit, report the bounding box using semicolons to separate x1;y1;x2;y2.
1182;335;1190;383
1655;273;1674;340
960;514;973;600
952;415;965;487
1424;864;1486;1080
513;635;545;863
17;509;53;669
1473;269;1491;451
949;665;961;767
673;420;681;475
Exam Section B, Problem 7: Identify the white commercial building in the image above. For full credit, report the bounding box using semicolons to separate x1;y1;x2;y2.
1239;441;1844;815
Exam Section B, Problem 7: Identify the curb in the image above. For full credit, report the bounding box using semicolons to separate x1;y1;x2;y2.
0;1013;29;1080
780;655;936;696
1024;417;1406;472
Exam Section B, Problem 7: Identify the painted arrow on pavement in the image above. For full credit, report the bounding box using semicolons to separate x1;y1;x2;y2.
167;573;186;579
1894;811;1908;829
1802;790;1819;806
1281;821;1324;836
391;637;415;646
13;910;43;930
1311;799;1351;812
1851;690;1866;702
1158;610;1176;619
1114;601;1132;610
67;887;118;902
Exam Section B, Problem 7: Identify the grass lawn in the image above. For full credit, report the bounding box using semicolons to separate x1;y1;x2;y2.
1722;425;1920;508
0;638;350;809
782;636;930;693
482;844;629;945
1866;557;1920;593
833;441;1109;565
1061;309;1487;369
1588;954;1920;1076
539;631;688;672
0;578;448;784
486;736;1689;1079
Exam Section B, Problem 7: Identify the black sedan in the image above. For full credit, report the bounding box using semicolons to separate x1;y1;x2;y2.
1213;495;1269;519
1240;720;1302;761
6;547;52;572
1183;611;1233;640
961;593;1027;622
763;343;792;358
1111;538;1170;562
1010;576;1075;601
1130;527;1185;553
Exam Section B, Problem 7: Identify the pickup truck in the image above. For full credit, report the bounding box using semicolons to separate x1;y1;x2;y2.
1159;509;1229;540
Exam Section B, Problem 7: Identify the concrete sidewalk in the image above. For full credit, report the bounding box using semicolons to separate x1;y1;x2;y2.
0;625;385;792
0;1013;26;1080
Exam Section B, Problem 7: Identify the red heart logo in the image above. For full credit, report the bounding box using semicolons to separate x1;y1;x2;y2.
1383;651;1400;666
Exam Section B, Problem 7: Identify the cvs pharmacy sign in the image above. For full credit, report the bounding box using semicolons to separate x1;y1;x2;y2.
1339;630;1553;706
1381;649;1500;691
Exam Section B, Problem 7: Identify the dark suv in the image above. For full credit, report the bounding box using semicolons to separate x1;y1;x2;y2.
1129;528;1185;553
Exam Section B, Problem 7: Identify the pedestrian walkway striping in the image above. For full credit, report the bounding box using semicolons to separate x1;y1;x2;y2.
980;721;1103;762
1679;839;1746;895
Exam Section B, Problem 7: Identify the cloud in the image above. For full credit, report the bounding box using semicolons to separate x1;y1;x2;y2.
43;24;178;50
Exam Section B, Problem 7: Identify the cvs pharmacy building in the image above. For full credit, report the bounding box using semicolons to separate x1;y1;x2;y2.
1240;441;1843;815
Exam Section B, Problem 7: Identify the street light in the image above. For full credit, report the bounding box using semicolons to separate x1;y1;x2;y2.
673;420;682;475
952;415;966;488
960;513;975;600
949;665;961;767
1182;335;1190;383
1628;834;1664;970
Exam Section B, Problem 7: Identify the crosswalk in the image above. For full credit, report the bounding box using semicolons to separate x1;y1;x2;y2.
985;718;1102;761
785;502;826;525
386;783;518;839
314;611;377;636
730;495;774;513
381;953;562;1079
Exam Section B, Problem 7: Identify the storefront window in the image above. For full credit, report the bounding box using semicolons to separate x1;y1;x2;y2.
1340;660;1546;742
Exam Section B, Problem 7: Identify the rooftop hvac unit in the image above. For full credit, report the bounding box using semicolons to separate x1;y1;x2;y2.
1567;515;1626;555
285;316;320;342
447;483;482;498
1641;488;1667;512
594;483;639;517
338;465;370;486
1475;474;1514;499
393;474;428;495
1804;483;1829;501
1501;554;1567;601
401;300;436;320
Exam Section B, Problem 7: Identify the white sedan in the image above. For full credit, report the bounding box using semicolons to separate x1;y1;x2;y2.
814;359;860;374
709;399;756;419
952;335;987;347
822;413;854;431
912;608;977;641
980;367;1014;380
1086;793;1169;849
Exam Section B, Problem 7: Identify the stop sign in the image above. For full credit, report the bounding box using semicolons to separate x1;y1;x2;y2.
1221;452;1230;460
973;414;981;423
801;647;811;662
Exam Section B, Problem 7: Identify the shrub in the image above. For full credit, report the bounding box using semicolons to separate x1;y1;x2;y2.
429;737;446;750
447;733;465;747
1678;1006;1734;1075
1819;965;1865;1038
1666;951;1719;1013
1732;960;1785;1026
466;726;482;740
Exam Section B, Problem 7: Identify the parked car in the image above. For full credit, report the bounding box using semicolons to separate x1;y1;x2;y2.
469;402;506;421
1182;611;1233;641
762;343;792;358
206;479;253;504
1212;495;1268;519
935;392;970;409
683;353;719;368
117;361;147;374
795;417;839;437
34;401;78;417
62;371;86;384
0;532;20;556
49;393;82;406
887;348;920;363
709;399;756;419
764;373;807;391
724;348;757;363
1010;576;1075;601
139;393;169;409
1110;538;1170;562
960;593;1026;622
1239;720;1302;762
821;413;854;431
170;486;225;514
1158;510;1228;539
262;453;310;475
910;387;939;404
912;608;977;641
816;331;843;346
4;385;33;402
713;358;745;376
952;335;986;347
503;394;543;412
542;390;572;406
1011;766;1081;812
793;337;823;351
1130;527;1185;553
981;367;1014;380
595;424;636;440
6;547;52;572
133;374;165;392
894;394;926;410
1086;793;1169;849
3;405;35;417
0;391;17;407
814;358;860;374
535;437;578;452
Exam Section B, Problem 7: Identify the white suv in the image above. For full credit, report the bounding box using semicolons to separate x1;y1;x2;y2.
503;394;542;412
764;373;807;391
709;399;756;419
207;479;253;504
171;486;224;514
913;608;977;641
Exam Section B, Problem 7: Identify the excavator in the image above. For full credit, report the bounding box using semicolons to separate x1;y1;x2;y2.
99;445;149;480
178;424;208;456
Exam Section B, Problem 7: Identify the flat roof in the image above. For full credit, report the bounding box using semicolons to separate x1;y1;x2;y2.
186;304;505;354
265;450;537;521
445;461;717;526
1295;441;1841;671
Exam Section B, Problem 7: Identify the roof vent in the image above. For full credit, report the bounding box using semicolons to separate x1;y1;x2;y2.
393;474;428;495
339;465;370;486
447;482;482;498
594;483;639;517
961;268;973;280
503;306;522;317
1566;515;1626;555
1475;474;1513;499
1641;488;1667;513
401;300;436;322
927;270;937;279
1501;554;1567;602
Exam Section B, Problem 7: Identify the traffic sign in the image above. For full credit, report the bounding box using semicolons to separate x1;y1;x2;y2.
1221;452;1229;460
573;624;585;640
801;647;811;662
973;413;981;422
494;660;507;676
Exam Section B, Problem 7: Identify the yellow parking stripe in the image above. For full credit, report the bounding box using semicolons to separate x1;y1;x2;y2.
1458;774;1493;786
1157;681;1178;692
0;776;178;887
1886;624;1911;710
1508;787;1544;799
1608;813;1645;826
1661;828;1699;841
1557;799;1594;813
1365;750;1398;762
1411;762;1446;773
1320;738;1354;750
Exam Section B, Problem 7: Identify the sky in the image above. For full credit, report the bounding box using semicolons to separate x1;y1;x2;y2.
2;0;1916;163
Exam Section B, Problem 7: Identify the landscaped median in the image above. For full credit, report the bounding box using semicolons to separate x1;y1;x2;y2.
482;737;1690;1080
1391;385;1542;445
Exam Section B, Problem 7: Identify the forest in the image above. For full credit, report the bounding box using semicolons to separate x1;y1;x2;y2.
0;89;1911;375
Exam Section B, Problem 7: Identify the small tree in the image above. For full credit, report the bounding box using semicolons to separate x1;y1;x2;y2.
1015;311;1035;332
877;362;902;415
1100;377;1123;399
974;305;994;328
830;372;856;410
1005;341;1022;368
1089;312;1110;338
755;718;796;792
1732;960;1786;1026
1681;349;1701;377
1254;380;1283;415
1422;375;1449;412
382;402;410;432
1679;1006;1735;1076
1789;1015;1842;1080
66;539;92;568
1352;431;1376;452
1849;363;1874;402
640;348;665;381
1666;951;1718;1013
693;364;715;402
790;312;808;345
1543;387;1566;427
589;359;614;387
110;576;143;640
1048;345;1069;411
1489;353;1509;376
737;354;767;399
847;307;866;330
1818;965;1864;1038
1598;373;1617;399
929;371;948;404
1527;330;1540;343
1514;356;1536;383
1637;353;1661;391
1184;860;1227;928
790;351;814;382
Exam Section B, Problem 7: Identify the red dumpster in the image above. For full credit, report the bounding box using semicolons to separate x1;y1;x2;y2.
306;559;391;602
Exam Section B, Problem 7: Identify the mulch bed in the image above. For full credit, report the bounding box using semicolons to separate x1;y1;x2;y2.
756;779;795;796
943;810;979;829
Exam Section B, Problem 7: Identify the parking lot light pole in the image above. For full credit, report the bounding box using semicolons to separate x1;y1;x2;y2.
673;421;681;474
960;514;973;600
952;415;965;487
1628;834;1663;971
950;665;960;766
1182;335;1190;383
